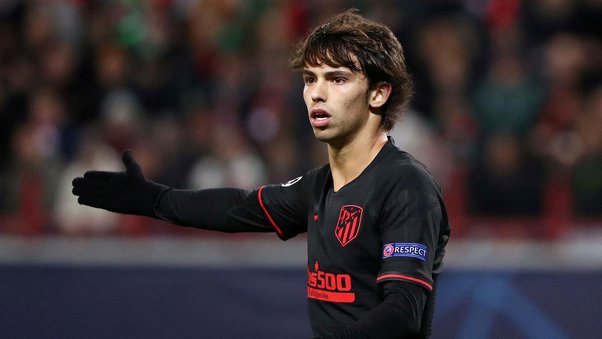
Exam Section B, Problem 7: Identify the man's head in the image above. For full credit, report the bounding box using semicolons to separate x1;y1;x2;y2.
291;9;413;131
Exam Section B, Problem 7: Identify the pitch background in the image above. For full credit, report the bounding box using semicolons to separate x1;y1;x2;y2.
1;235;601;339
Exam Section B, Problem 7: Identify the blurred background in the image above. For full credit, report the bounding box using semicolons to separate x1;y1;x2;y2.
1;0;601;338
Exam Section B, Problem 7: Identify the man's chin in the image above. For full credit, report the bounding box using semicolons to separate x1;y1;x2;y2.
313;131;348;148
313;131;333;143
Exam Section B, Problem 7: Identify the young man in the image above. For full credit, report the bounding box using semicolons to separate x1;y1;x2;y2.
73;10;450;338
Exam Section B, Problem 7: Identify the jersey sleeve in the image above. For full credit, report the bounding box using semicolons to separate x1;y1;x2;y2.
250;175;310;240
376;168;444;292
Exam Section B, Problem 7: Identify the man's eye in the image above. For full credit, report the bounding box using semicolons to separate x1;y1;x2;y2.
304;77;315;84
333;77;347;84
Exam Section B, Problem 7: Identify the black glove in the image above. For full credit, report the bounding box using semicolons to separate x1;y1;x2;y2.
72;151;168;217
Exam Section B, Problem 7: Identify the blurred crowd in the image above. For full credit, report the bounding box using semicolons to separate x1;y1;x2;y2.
0;0;601;237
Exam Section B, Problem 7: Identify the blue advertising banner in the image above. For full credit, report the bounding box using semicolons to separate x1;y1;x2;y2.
1;265;601;339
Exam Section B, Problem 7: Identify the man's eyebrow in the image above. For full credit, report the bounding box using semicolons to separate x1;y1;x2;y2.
325;70;353;77
302;69;354;77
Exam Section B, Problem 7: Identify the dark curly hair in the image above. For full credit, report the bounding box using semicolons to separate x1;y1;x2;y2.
291;9;413;131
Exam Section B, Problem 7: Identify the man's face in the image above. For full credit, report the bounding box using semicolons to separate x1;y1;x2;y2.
302;63;371;144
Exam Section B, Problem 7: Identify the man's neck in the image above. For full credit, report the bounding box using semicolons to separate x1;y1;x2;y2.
328;131;388;192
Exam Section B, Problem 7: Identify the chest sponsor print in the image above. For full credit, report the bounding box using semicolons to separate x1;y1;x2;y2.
335;205;363;247
307;261;355;303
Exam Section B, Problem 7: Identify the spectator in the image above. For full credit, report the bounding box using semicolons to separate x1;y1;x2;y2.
187;117;267;190
572;70;602;216
532;33;588;168
468;11;547;216
0;83;73;231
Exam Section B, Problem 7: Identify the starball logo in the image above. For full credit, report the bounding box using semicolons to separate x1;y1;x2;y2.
307;261;355;303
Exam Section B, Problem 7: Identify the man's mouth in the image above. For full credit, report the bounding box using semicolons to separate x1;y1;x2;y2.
311;109;330;119
310;109;332;128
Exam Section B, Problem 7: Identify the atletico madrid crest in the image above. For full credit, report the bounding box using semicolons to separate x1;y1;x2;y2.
335;205;363;247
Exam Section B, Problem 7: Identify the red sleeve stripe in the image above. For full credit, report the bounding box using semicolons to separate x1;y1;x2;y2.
377;274;433;291
257;186;284;238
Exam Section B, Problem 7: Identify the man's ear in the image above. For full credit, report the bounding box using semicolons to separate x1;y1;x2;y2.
369;82;392;109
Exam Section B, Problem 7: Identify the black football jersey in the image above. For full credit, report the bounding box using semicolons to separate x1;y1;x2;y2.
252;139;450;335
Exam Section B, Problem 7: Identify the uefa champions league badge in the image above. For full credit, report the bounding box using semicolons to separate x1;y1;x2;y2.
382;243;428;261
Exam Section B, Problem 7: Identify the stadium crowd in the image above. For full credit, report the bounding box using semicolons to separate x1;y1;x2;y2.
0;0;601;236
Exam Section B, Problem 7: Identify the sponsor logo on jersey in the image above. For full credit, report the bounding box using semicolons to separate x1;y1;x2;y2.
382;243;428;261
335;205;363;247
307;261;355;303
281;176;302;187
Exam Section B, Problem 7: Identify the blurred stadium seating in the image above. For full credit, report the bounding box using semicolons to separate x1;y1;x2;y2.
0;0;601;238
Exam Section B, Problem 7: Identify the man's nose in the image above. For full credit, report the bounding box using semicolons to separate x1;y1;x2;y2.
310;80;326;102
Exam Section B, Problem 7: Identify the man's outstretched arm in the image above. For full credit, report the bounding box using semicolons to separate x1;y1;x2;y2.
72;151;273;233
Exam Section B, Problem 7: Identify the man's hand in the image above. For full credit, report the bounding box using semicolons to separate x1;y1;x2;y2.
72;151;168;217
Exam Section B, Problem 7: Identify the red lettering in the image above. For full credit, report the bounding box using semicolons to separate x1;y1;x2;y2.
307;265;355;302
325;273;336;290
307;287;356;303
317;271;325;289
308;271;317;287
337;274;352;292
